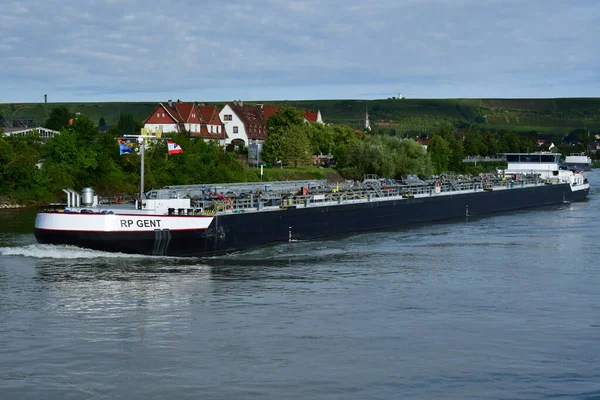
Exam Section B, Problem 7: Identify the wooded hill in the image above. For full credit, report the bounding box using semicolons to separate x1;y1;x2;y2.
2;98;600;135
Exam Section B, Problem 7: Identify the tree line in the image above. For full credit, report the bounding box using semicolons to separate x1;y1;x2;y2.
0;107;246;204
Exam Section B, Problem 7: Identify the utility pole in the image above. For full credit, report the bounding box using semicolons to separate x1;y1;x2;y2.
122;134;160;203
139;136;145;201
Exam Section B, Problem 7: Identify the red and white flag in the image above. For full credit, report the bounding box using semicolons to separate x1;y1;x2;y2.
167;141;183;155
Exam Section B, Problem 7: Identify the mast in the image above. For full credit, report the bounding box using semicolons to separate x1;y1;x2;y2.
123;134;159;201
139;136;145;200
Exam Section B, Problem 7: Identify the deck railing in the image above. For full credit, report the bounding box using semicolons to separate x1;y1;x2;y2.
195;175;550;215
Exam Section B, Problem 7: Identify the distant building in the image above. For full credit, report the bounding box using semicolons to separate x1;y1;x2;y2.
143;99;325;164
142;100;227;145
1;118;58;140
2;126;59;140
258;104;324;125
416;137;431;150
196;105;225;141
219;101;325;165
219;101;268;162
98;125;114;133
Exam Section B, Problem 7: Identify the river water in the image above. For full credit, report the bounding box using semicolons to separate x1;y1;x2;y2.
1;172;600;399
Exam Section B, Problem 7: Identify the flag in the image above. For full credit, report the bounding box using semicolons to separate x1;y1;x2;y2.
168;141;183;155
119;141;132;155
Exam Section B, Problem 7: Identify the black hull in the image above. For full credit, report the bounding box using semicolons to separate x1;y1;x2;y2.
35;183;589;257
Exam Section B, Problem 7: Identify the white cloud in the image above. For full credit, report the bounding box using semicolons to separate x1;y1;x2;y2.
0;0;599;102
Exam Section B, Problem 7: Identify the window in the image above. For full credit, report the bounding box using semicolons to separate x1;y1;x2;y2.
157;112;160;117
224;114;232;121
541;155;556;163
162;113;165;117
233;126;239;133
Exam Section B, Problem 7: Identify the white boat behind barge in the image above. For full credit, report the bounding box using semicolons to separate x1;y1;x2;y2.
564;152;593;171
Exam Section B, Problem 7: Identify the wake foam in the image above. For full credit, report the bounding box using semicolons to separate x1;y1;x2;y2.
0;244;154;259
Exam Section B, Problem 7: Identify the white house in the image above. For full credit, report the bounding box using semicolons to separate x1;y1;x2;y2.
219;101;267;165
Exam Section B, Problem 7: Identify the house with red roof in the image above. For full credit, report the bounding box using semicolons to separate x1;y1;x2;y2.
144;100;323;164
416;137;431;150
219;101;272;165
143;100;227;144
259;104;323;124
197;105;225;139
218;101;325;164
219;100;267;147
176;101;203;134
143;100;183;134
303;109;323;124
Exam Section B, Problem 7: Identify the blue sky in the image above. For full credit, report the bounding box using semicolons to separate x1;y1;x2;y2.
1;0;599;102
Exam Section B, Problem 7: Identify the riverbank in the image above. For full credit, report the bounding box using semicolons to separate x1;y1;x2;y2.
0;197;29;209
0;167;342;210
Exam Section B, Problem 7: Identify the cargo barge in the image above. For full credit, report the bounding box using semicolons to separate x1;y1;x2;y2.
34;152;590;257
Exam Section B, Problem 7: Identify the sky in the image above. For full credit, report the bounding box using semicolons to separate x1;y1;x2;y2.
1;0;599;103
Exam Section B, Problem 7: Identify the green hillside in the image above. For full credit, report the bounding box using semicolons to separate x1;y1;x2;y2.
281;98;600;134
2;98;600;134
0;102;156;127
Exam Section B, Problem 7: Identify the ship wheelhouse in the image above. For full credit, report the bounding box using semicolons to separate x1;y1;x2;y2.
504;152;562;177
503;152;587;186
504;153;561;164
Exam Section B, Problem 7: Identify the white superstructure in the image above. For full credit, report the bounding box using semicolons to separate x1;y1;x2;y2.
503;152;589;192
565;152;593;170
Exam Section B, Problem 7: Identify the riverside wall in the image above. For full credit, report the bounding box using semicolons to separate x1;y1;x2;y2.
0;197;26;209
